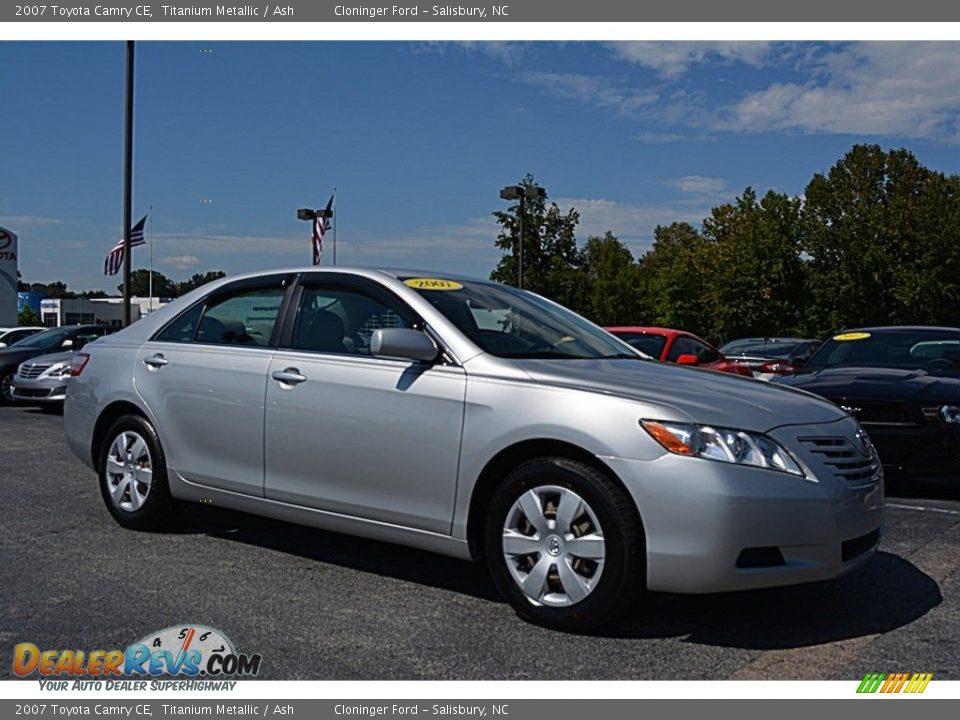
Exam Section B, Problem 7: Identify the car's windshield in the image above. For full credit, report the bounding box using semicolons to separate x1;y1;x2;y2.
401;277;644;360
10;327;72;349
609;331;667;359
805;329;960;370
720;340;805;358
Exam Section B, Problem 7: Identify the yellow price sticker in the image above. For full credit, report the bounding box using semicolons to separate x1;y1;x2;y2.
404;278;463;291
833;332;872;341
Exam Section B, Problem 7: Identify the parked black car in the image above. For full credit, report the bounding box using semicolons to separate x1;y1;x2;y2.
774;326;960;479
0;325;114;404
718;337;821;380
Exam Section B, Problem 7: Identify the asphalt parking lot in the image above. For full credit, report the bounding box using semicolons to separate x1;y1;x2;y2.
1;405;958;680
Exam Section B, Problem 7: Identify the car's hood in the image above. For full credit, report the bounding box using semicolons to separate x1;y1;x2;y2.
510;358;847;432
777;365;960;404
19;350;76;367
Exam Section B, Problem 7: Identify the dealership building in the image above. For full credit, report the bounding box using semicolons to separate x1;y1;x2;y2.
38;296;171;327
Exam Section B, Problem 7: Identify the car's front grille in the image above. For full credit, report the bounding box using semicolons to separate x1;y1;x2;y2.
13;387;55;398
828;398;921;427
799;436;881;484
17;364;50;380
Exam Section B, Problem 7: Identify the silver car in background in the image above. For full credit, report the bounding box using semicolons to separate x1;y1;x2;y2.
64;268;883;630
12;350;78;410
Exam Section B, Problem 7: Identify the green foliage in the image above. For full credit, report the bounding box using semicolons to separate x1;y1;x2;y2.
176;270;227;296
490;146;960;345
17;305;41;327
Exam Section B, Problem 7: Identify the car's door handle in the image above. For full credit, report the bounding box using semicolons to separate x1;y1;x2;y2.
143;354;168;368
272;368;307;385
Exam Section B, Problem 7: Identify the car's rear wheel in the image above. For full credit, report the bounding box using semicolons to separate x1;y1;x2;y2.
484;457;646;631
0;372;16;405
98;414;177;531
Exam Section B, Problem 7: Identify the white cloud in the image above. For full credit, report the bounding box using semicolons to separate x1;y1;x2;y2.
552;197;709;255
669;175;727;195
717;43;960;143
518;72;658;115
159;254;202;270
418;41;528;65
609;42;774;79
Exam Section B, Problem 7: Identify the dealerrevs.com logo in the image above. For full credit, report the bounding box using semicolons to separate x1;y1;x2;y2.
13;625;262;690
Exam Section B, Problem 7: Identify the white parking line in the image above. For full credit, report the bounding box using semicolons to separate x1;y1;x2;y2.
887;502;960;516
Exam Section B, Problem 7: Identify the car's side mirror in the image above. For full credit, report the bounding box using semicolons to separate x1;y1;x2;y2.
370;328;440;364
60;339;74;349
676;353;700;366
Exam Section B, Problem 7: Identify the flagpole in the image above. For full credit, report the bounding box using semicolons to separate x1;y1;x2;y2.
148;205;154;312
332;187;337;266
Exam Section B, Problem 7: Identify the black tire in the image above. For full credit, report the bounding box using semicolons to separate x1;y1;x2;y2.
484;457;646;632
0;371;16;405
98;414;178;531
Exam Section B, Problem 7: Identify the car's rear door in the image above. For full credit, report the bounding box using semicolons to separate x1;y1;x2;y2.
134;275;292;496
263;274;466;534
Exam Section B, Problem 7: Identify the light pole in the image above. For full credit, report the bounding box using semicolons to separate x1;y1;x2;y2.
122;40;135;326
500;184;546;290
297;206;334;264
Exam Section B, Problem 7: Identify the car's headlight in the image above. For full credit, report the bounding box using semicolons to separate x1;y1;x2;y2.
44;363;72;378
941;405;960;425
641;419;805;476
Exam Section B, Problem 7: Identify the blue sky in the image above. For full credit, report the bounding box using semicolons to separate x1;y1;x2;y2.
5;41;960;291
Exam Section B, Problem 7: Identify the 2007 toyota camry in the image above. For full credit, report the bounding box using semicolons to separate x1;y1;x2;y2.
64;268;883;630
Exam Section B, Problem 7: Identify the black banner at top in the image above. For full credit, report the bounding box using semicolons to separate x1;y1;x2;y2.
6;0;960;22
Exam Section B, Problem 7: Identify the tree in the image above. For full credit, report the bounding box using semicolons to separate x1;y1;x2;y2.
580;232;640;325
700;188;806;342
18;305;41;327
635;222;711;337
800;144;960;334
176;271;227;296
119;269;177;298
491;175;584;311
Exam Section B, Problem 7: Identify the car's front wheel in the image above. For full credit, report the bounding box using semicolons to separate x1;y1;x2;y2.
98;414;177;531
0;371;16;405
484;457;646;631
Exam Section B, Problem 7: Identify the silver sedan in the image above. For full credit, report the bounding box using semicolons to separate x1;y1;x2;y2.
64;268;883;630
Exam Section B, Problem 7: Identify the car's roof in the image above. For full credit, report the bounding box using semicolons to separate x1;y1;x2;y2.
220;266;497;285
605;326;684;337
722;337;814;344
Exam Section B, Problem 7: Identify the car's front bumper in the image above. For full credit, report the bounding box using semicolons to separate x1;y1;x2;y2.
865;423;960;479
603;415;883;594
11;376;69;403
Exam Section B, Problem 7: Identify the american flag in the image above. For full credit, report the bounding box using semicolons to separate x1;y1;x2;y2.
104;214;148;276
311;195;334;265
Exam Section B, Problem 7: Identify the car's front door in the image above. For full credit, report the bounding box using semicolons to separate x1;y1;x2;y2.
264;276;466;534
134;276;291;496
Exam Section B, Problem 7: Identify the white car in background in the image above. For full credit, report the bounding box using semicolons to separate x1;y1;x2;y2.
0;326;45;348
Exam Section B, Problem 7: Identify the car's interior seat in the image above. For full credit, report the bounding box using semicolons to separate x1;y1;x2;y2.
296;310;347;353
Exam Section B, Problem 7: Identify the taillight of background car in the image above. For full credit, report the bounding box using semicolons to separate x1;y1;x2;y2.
70;353;90;377
758;360;797;375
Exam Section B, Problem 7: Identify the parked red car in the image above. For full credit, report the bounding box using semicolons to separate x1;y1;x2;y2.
605;326;753;377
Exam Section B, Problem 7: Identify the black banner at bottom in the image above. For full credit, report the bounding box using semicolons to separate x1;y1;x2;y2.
0;700;957;720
